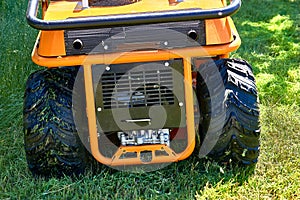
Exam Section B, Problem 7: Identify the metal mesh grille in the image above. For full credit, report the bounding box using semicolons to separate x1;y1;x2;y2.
101;68;174;109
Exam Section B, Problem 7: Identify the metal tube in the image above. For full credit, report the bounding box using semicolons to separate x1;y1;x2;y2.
26;0;241;30
82;0;89;8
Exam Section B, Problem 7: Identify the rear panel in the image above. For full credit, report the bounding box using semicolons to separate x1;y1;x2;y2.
94;59;186;132
64;21;206;55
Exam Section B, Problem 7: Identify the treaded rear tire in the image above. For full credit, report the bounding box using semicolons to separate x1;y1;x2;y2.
23;67;88;177
197;59;260;165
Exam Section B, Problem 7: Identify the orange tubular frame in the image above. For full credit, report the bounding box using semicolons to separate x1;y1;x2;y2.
83;55;195;166
29;17;240;166
28;0;242;166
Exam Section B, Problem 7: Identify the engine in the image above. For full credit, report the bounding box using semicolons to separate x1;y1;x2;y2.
118;129;170;146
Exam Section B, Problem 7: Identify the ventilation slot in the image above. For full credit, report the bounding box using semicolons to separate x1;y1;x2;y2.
101;69;174;109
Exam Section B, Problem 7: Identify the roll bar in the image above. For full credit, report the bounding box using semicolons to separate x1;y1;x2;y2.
26;0;241;30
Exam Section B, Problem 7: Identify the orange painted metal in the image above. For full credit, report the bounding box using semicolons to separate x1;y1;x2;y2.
177;57;196;160
83;64;112;165
110;145;177;165
34;19;237;58
83;57;195;166
30;0;242;166
38;31;66;56
35;0;237;58
205;18;233;45
32;33;240;67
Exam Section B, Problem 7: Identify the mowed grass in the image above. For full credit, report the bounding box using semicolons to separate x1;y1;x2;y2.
0;0;299;199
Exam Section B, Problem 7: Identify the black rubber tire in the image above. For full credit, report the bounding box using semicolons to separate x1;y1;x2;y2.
196;59;260;165
23;67;88;177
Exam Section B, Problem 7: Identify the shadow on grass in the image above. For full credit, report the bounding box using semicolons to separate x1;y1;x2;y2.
21;152;257;199
67;155;257;199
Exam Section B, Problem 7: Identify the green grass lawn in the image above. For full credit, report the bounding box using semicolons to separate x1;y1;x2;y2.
0;0;299;199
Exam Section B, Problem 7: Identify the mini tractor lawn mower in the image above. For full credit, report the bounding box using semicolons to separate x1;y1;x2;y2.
24;0;260;177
